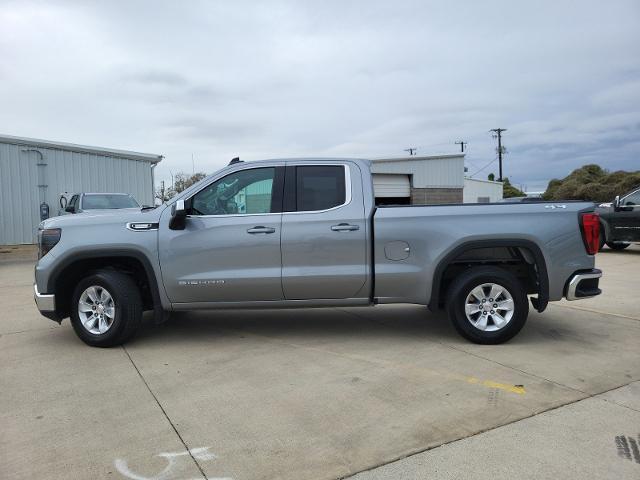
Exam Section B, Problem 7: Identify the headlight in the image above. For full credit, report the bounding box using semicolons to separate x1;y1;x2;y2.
38;228;61;258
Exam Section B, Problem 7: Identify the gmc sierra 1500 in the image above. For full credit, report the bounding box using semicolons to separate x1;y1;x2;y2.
34;158;602;347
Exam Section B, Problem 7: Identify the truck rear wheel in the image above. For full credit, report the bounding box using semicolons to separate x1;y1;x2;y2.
606;241;630;250
70;270;142;347
446;267;529;344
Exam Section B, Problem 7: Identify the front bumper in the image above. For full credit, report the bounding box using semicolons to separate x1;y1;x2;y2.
34;284;61;322
565;269;602;301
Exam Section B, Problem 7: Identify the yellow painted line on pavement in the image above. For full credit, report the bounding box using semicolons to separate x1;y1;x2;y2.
465;376;526;394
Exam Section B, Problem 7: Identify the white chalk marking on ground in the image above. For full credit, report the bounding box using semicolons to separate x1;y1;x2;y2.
115;446;232;480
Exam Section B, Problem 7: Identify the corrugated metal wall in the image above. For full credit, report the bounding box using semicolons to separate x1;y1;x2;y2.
371;155;465;188
0;142;156;245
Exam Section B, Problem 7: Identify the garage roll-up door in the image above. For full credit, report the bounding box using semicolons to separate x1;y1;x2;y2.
372;174;410;198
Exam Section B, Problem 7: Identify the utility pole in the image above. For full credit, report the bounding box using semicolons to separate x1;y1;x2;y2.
455;140;467;153
490;128;507;181
404;148;417;156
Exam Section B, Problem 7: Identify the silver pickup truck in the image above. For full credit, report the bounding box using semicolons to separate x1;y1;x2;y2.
34;158;602;347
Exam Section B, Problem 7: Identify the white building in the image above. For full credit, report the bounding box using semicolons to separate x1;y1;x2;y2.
371;154;503;205
0;134;162;245
463;177;504;203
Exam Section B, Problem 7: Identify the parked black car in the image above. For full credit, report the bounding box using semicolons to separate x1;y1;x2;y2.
595;187;640;250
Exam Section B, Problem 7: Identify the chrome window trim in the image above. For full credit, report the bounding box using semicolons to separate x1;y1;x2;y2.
187;212;281;219
285;164;352;215
186;163;352;218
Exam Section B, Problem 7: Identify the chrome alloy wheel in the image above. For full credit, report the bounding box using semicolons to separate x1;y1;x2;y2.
464;283;515;332
78;286;115;334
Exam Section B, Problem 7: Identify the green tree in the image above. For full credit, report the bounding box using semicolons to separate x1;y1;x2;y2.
156;172;207;202
488;173;495;181
543;164;640;202
502;177;525;198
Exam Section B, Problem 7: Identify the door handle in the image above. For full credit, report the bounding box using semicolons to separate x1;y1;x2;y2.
331;223;360;232
247;226;276;234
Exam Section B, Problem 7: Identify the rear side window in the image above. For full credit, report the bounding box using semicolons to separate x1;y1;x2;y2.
296;166;346;212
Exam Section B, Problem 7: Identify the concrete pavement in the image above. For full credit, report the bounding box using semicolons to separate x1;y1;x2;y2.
1;245;639;479
348;381;640;480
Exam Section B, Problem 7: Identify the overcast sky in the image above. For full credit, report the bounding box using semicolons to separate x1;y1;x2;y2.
1;0;638;191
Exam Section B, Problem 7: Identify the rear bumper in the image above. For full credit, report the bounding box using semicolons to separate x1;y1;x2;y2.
34;284;61;322
565;269;602;301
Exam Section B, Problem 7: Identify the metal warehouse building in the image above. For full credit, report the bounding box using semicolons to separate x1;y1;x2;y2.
371;154;503;205
0;134;162;245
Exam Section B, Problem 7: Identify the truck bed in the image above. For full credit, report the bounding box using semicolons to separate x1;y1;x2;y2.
372;201;596;305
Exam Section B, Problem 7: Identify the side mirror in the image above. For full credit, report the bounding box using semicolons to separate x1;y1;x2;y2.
169;199;187;230
613;195;621;211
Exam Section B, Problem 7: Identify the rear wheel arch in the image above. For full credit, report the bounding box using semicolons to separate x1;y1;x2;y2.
429;239;549;313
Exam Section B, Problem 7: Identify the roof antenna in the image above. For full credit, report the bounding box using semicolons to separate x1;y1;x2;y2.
228;157;242;165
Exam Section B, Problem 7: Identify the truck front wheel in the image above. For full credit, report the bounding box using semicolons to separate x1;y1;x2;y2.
70;270;142;347
446;267;529;344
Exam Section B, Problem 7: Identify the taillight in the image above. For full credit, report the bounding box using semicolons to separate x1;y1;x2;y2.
580;213;600;255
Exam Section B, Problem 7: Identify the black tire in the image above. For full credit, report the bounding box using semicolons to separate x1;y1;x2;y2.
446;266;529;344
70;270;142;347
606;242;630;250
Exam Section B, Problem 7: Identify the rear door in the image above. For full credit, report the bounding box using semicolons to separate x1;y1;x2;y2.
612;189;640;241
280;163;368;299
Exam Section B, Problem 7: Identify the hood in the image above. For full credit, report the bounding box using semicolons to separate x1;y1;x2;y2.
81;207;141;214
41;205;167;229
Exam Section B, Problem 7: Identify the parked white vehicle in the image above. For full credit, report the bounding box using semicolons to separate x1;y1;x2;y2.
58;193;140;216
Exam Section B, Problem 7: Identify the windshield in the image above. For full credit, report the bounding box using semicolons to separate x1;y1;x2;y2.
81;194;139;209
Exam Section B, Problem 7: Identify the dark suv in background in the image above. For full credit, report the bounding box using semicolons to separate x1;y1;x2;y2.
596;187;640;250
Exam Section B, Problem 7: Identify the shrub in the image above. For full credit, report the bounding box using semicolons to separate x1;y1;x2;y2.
543;165;640;202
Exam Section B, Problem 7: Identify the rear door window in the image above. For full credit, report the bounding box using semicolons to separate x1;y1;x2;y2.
295;166;346;212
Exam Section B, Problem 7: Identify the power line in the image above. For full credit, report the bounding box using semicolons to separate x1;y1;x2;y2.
470;155;499;178
404;148;417;156
490;128;507;181
455;140;467;153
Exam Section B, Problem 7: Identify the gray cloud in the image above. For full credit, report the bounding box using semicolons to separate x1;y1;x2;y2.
0;0;638;191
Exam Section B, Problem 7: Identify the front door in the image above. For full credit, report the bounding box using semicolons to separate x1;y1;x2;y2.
159;166;285;303
612;189;640;242
280;163;368;300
